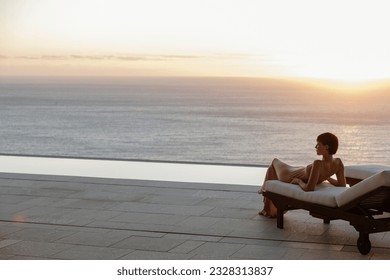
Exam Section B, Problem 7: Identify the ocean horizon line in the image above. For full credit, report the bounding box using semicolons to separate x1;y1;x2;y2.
2;75;389;95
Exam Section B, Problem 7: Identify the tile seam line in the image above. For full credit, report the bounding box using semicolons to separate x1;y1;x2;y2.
1;219;384;251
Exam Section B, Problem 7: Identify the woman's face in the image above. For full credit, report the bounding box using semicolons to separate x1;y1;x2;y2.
315;141;328;155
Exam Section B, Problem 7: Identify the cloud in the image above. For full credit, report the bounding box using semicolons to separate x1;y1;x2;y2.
10;53;253;62
15;55;69;60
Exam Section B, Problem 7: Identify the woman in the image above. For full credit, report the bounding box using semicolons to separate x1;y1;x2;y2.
259;132;346;218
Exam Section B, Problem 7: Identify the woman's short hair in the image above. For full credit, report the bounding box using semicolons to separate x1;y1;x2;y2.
317;132;339;155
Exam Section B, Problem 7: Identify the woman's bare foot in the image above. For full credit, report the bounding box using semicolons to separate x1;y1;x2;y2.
258;209;276;218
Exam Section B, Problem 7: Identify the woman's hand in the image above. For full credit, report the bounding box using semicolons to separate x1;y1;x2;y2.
291;177;310;191
290;178;301;185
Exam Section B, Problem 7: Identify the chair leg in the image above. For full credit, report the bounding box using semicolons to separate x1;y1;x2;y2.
277;208;284;229
357;232;371;255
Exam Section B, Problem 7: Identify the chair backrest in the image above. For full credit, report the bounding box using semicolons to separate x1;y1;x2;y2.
345;165;390;180
336;170;390;208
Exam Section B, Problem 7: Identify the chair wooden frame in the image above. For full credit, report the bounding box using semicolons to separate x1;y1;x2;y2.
263;177;390;255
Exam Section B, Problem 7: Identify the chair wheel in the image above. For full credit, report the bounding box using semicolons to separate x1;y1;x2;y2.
357;234;371;255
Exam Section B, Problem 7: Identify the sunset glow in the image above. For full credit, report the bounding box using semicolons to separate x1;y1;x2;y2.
1;0;390;83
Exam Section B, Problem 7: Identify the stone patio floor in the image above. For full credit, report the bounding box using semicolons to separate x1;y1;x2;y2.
1;171;389;260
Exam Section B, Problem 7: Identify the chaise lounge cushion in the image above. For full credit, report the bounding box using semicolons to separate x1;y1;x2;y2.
263;181;348;207
336;170;390;207
263;170;390;208
345;165;390;180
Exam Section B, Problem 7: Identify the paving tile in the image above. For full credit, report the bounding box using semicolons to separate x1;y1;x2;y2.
20;197;79;208
112;236;185;252
283;222;329;237
0;240;74;258
280;248;307;259
68;190;142;202
189;254;241;260
111;202;214;216
0;203;34;216
219;237;281;247
0;253;15;259
110;202;164;213
0;194;35;204
177;216;221;228
140;194;205;206
231;244;288;259
228;230;266;239
5;221;60;230
29;188;79;198
369;252;390;260
0;224;24;237
64;199;121;210
17;206;77;217
8;255;60;260
56;230;131;247
174;216;236;236
202;207;259;219
163;233;222;242
119;250;192;260
85;221;166;237
72;209;122;221
148;186;199;196
89;220;178;233
189;242;244;258
382;231;390;242
21;215;93;227
250;223;295;239
0;186;35;196
280;241;344;251
2;228;75;243
52;245;133;260
174;224;233;237
313;226;358;246
199;198;259;209
341;244;390;259
111;212;188;225
16;208;119;226
0;239;21;248
169;240;205;254
213;217;266;232
298;249;370;260
192;189;244;199
283;210;312;222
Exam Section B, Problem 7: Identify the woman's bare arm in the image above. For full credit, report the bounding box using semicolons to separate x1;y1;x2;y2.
327;159;346;186
294;160;321;192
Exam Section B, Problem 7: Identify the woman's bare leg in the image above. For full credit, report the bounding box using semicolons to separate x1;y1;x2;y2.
259;158;302;218
259;159;279;218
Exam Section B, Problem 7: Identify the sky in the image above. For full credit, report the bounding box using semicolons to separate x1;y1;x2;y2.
1;0;390;83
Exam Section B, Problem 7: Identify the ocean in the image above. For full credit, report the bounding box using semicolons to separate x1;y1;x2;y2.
1;77;389;166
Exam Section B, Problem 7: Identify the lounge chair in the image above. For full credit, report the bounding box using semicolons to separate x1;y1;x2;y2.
262;165;390;255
